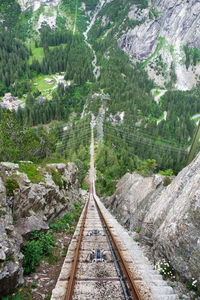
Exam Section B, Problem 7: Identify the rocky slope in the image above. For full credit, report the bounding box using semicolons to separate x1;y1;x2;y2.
16;0;200;89
17;0;61;12
119;0;200;90
0;161;86;297
16;0;72;32
103;152;200;288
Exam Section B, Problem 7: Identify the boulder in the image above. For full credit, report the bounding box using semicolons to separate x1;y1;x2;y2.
15;216;49;240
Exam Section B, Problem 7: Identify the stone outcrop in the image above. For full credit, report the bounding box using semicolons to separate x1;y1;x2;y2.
104;152;200;288
120;0;200;61
118;0;200;89
17;0;61;12
0;161;86;297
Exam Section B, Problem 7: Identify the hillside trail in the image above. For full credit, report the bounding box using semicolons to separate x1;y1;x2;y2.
83;0;107;80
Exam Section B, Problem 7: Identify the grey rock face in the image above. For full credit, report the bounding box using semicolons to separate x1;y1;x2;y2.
104;152;200;287
17;0;61;12
0;161;85;297
118;0;200;89
120;0;200;61
15;216;49;240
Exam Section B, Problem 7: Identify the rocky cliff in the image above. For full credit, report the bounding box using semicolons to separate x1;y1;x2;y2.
119;0;200;89
17;0;60;12
104;152;200;288
0;161;86;297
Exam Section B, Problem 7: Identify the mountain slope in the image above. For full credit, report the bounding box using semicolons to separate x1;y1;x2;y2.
88;0;200;90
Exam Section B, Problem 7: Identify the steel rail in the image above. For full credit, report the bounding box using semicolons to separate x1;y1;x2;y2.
94;195;143;300
65;184;92;300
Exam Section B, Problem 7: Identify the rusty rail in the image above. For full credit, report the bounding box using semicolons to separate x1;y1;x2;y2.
94;196;143;300
65;184;92;300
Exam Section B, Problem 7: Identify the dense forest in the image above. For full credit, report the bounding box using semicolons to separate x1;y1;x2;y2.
0;31;31;96
0;24;93;96
0;0;199;196
32;27;94;84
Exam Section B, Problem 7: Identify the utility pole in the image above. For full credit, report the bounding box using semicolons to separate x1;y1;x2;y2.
186;120;200;165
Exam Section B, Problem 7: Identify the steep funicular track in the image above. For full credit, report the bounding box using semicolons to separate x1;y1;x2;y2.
64;190;142;299
51;122;178;300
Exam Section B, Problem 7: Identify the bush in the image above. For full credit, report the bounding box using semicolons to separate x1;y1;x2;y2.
135;227;141;233
23;240;42;274
51;170;63;190
4;177;19;196
163;176;172;186
23;230;56;274
155;259;175;280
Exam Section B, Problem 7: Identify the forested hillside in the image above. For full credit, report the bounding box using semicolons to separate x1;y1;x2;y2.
0;0;199;196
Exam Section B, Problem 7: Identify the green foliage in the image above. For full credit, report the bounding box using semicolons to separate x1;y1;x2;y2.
183;45;200;68
49;168;63;189
4;177;19;196
56;117;91;186
130;0;148;9
23;240;42;274
44;253;60;265
163;177;172;186
1;292;23;300
81;180;90;191
186;280;198;292
0;111;57;162
23;230;56;274
155;259;175;280
95;140;136;196
158;169;174;176
135;227;141;233
18;162;44;183
50;202;82;232
0;31;30;96
30;27;93;85
0;0;21;32
31;282;38;288
137;159;157;176
149;7;159;19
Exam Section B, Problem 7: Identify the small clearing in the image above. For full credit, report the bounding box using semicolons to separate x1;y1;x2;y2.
151;89;167;103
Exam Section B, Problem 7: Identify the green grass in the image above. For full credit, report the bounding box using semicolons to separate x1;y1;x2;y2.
154;90;160;98
18;162;45;184
32;74;56;91
4;178;19;196
28;41;45;64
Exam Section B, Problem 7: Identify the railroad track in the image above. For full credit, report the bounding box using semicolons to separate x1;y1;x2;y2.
63;182;142;300
51;124;178;300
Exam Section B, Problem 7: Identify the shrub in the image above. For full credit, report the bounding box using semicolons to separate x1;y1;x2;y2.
163;176;172;186
4;177;19;196
158;169;174;176
23;240;42;274
155;259;175;280
135;227;141;233
23;230;56;274
47;167;63;189
51;170;63;190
